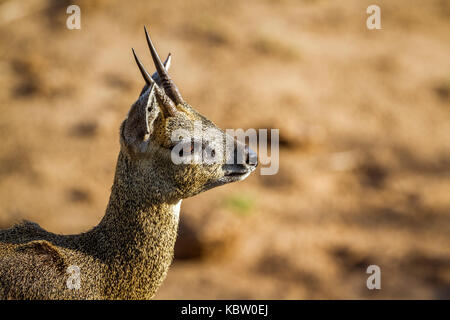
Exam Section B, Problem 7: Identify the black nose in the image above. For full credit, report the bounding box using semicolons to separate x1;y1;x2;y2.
245;145;258;167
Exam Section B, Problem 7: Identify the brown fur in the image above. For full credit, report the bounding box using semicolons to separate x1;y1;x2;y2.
0;39;256;299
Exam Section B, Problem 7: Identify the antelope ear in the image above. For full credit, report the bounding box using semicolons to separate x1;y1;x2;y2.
122;53;173;154
122;87;160;154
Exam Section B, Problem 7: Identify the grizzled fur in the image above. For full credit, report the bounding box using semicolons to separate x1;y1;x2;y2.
0;45;256;299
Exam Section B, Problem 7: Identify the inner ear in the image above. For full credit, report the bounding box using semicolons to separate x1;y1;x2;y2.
122;88;160;154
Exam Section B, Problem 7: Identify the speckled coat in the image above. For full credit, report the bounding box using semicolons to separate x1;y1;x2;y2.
0;30;257;299
0;150;180;299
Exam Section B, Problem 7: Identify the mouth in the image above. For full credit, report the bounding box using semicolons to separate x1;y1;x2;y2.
202;166;255;192
222;164;257;182
223;170;252;181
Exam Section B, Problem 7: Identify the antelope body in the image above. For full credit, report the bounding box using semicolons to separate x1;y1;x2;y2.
0;28;257;299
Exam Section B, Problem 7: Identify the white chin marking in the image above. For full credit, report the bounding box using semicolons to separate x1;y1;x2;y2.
173;200;182;221
239;171;251;181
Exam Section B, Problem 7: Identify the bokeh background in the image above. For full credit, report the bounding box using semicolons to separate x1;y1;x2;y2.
0;0;449;299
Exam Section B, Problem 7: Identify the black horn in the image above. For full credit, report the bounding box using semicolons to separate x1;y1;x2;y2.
132;48;177;117
152;53;172;85
144;26;184;105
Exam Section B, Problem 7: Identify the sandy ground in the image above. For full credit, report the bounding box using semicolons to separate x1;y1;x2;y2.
0;0;449;299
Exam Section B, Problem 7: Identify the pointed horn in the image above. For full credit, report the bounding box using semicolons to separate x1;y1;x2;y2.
152;53;171;84
138;53;171;96
144;26;184;105
164;53;172;71
132;48;177;117
132;48;154;86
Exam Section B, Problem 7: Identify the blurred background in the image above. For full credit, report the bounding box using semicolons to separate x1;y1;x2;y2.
0;0;449;299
